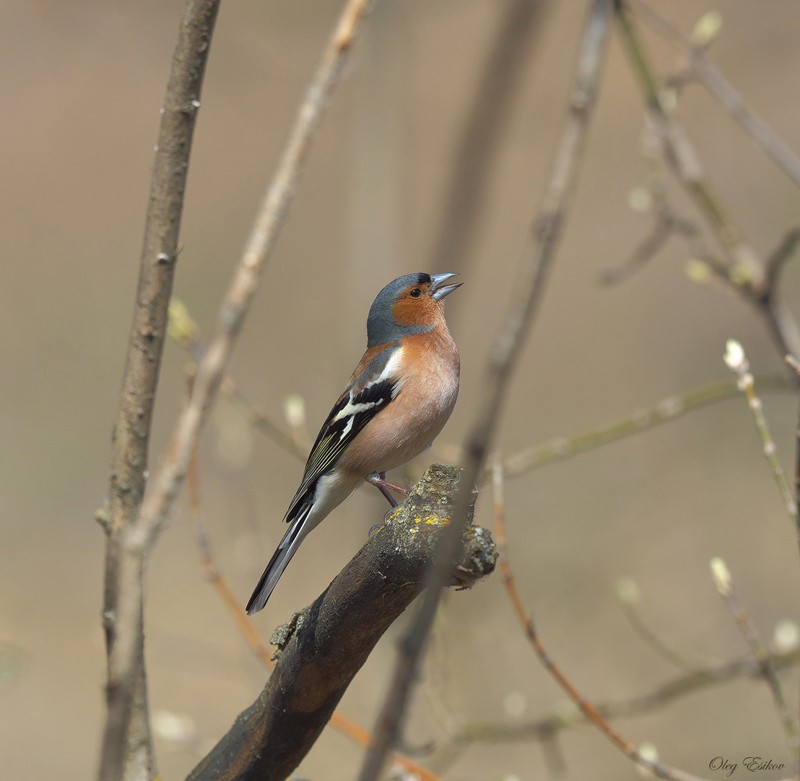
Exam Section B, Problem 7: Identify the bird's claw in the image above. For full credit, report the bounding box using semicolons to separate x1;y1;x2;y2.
366;471;409;507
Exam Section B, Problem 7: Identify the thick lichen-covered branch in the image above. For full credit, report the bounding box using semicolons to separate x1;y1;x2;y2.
187;465;496;781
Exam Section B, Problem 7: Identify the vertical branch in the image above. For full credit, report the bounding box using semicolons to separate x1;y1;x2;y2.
357;3;614;780
710;558;800;764
760;228;800;372
723;340;800;552
100;3;373;781
426;0;550;271
101;1;221;779
791;356;800;547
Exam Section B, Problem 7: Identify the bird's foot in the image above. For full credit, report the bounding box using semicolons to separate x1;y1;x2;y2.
366;471;409;508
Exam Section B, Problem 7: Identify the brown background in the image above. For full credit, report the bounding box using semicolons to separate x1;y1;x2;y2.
3;1;800;778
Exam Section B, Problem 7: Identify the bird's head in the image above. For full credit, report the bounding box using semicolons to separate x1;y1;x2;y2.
367;273;461;347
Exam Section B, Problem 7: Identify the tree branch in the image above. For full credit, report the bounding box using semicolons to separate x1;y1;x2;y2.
492;461;711;781
101;2;373;779
426;0;550;271
456;645;800;746
357;2;615;779
194;519;442;781
101;2;220;779
614;0;764;289
633;1;800;189
614;0;800;363
709;557;799;764
186;465;496;781
500;375;793;478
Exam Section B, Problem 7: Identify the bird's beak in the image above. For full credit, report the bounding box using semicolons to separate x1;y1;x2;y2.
430;272;462;301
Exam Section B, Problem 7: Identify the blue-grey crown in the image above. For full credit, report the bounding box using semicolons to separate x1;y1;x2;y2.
366;273;432;347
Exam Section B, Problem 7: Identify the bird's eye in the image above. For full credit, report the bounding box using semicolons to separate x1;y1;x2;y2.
409;288;422;298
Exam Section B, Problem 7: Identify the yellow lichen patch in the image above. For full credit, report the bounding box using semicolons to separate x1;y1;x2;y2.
411;514;448;526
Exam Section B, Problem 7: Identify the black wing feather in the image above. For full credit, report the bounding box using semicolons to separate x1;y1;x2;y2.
284;378;397;522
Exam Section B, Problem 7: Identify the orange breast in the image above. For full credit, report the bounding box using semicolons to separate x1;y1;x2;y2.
339;329;460;477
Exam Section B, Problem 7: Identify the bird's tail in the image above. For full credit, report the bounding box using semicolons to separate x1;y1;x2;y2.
246;508;310;615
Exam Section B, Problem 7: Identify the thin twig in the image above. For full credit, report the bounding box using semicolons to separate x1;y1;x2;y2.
689;231;800;365
765;228;800;301
99;3;221;779
598;139;715;287
788;356;800;540
134;0;372;549
613;0;763;288
426;0;550;271
615;578;720;672
501;375;792;478
357;3;615;779
169;298;306;460
599;170;723;287
492;460;710;781
614;0;800;363
710;558;800;764
225;386;306;461
633;1;800;189
760;227;800;365
723;341;800;547
101;4;373;780
457;642;800;744
597;215;674;286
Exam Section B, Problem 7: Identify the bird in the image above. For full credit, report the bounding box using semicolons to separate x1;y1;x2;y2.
246;272;462;614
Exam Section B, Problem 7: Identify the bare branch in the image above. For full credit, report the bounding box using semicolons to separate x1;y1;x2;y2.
597;215;674;285
598;149;719;287
723;340;800;548
765;227;800;299
614;0;763;288
168;299;306;460
186;466;495;781
456;645;800;745
759;227;800;363
357;2;615;779
426;0;550;270
132;0;373;553
614;0;800;362
100;2;221;779
193;483;442;781
100;3;373;779
615;577;721;672
634;2;800;189
492;457;712;781
501;375;792;478
710;557;800;764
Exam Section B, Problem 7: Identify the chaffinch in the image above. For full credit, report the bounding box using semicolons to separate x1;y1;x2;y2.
246;272;461;614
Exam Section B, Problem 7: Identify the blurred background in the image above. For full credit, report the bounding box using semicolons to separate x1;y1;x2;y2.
3;1;800;778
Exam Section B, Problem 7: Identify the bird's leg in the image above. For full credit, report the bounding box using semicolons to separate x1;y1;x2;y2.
366;471;409;508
